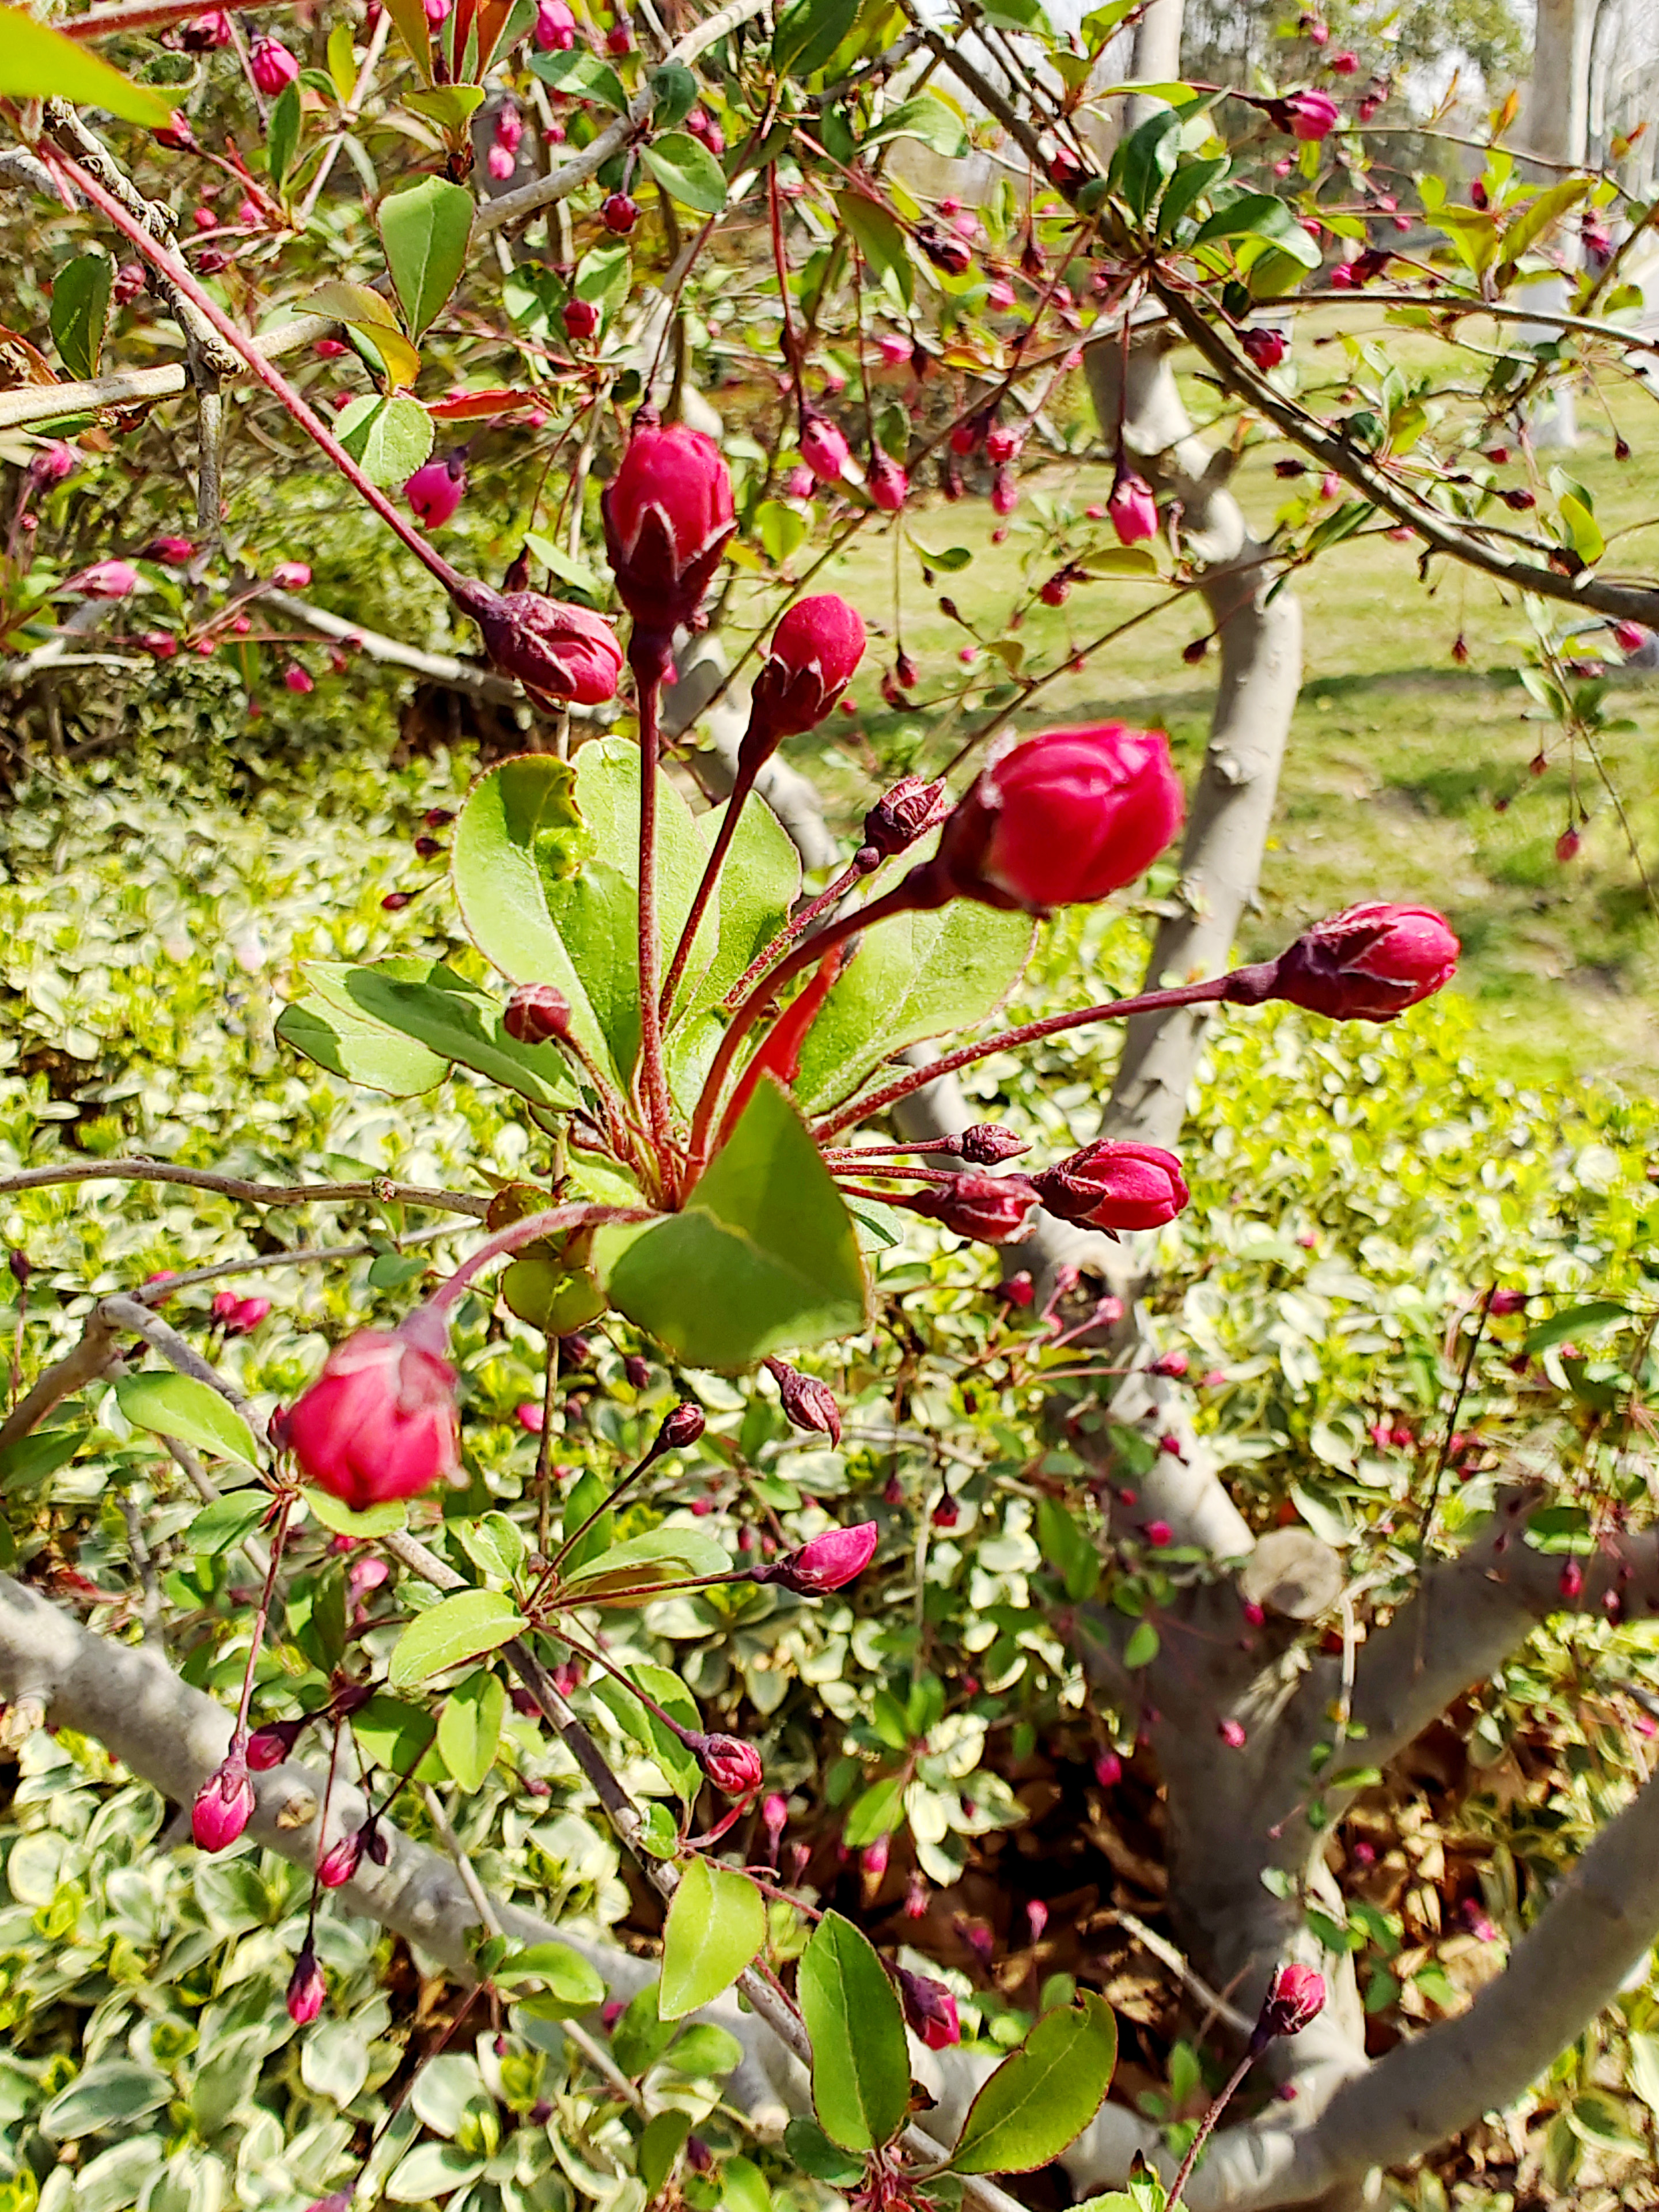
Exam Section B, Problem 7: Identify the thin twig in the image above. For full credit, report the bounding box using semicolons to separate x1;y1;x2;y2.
0;1158;490;1217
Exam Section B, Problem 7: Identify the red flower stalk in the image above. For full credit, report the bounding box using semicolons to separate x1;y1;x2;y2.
282;1308;459;1511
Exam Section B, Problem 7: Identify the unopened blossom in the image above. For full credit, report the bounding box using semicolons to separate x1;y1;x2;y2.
487;143;516;179
691;1732;763;1798
763;1357;844;1447
287;1945;326;2025
601;422;734;635
1282;87;1339;138
748;594;866;748
62;560;138;600
1253;1963;1326;2046
898;1969;961;2049
759;1521;878;1596
193;1753;255;1851
533;0;575;47
1241;327;1287;370
406;452;467;529
1262;903;1459;1022
282;1309;459;1510
271;561;311;590
1033;1141;1190;1232
452;583;623;706
503;981;573;1045
563;297;599;342
902;1174;1040;1244
601;193;638;233
868;454;909;512
862;775;948;859
801;415;854;488
248;1716;308;1770
249;36;300;93
1107;471;1158;546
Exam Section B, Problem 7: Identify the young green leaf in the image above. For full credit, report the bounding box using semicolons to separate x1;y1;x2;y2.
116;1374;260;1468
336;393;435;487
436;1668;507;1790
948;1993;1118;2173
495;1940;608;2014
797;1911;910;2152
388;1590;525;1688
378;176;475;339
658;1857;767;2019
50;254;113;382
640;132;729;215
0;6;176;126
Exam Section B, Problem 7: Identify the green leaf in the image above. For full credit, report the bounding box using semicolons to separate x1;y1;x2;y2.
604;1075;868;1369
722;2154;774;2212
757;499;809;565
522;529;604;599
302;1486;408;1540
40;2063;174;2142
276;972;448;1097
1558;492;1604;564
772;0;861;78
529;47;628;108
870;93;968;156
680;783;800;1019
386;2144;484;2202
378;175;475;339
659;1858;767;2020
1123;1622;1160;1669
791;895;1035;1114
50;253;113;382
388;1590;525;1688
594;1661;704;1801
649;58;699;126
1111;108;1180;222
641;131;729;214
351;1694;438;1778
116;1374;259;1467
1524;1300;1630;1352
782;2119;866;2186
326;22;357;97
336;393;434;487
267;82;302;195
842;1775;906;1848
378;0;435;78
798;1911;909;2151
496;1940;608;2014
835;191;914;306
404;84;487;135
563;1525;732;1602
0;7;176;126
1497;177;1591;272
948;1994;1118;2173
304;959;578;1110
436;1668;506;1790
639;2111;692;2198
667;2022;744;2075
185;1492;269;1556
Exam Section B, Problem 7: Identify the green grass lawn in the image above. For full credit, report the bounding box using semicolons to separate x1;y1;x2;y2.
798;326;1659;1090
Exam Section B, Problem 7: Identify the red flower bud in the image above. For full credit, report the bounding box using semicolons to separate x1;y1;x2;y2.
920;725;1184;915
916;226;972;276
959;1124;1028;1165
287;1944;326;2025
601;193;638;233
452;582;624;706
1093;1749;1122;1786
503;982;574;1045
991;464;1020;517
763;1358;843;1447
181;10;232;46
606;21;631;50
1241;326;1288;370
1033;1141;1190;1232
862;774;949;860
601;423;735;635
1107;471;1158;546
317;1828;363;1888
534;0;575;46
761;1520;877;1594
692;1732;763;1798
869;454;909;512
748;594;866;751
1266;903;1459;1022
247;1717;307;1772
898;1969;961;2049
801;415;854;488
193;1753;255;1851
250;35;298;91
1144;1518;1173;1547
1282;87;1339;139
563;297;599;342
406;452;468;530
1327;47;1358;70
147;535;196;566
1253;1963;1326;2045
62;559;138;600
659;1401;706;1450
283;1309;459;1511
902;1173;1040;1244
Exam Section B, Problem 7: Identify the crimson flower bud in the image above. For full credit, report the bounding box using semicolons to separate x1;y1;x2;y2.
181;9;232;45
916;226;972;276
861;1834;889;1880
1253;1963;1326;2048
192;1753;255;1851
862;775;949;861
896;650;919;690
623;1353;651;1388
247;1717;308;1770
287;1944;326;2025
658;1401;706;1451
535;0;575;45
317;1828;363;1888
691;1732;763;1798
563;297;599;342
1488;1288;1527;1316
1094;1749;1122;1787
1241;326;1288;370
495;101;523;154
1032;1141;1190;1232
601;192;639;233
606;20;631;50
250;35;300;93
406;452;468;530
283;1308;459;1512
747;594;866;753
7;1250;28;1287
601;422;735;634
763;1357;843;1447
1040;573;1070;608
29;441;75;487
451;581;624;706
1613;620;1646;653
918;725;1184;915
959;1124;1028;1165
801;415;854;488
1264;903;1459;1022
1281;87;1340;138
759;1520;877;1594
503;981;574;1045
869;454;909;512
991;465;1019;517
902;1173;1039;1244
62;559;138;600
1328;46;1358;70
1108;471;1158;547
763;1791;789;1838
898;1969;961;2049
147;535;196;566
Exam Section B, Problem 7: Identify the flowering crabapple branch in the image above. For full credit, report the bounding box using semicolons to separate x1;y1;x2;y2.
0;1158;492;1215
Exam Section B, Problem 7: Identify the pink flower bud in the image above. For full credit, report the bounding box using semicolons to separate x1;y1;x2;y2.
317;1828;364;1888
29;441;76;487
63;559;138;600
1264;904;1459;1022
798;415;853;490
1283;88;1339;139
916;226;972;275
760;1520;877;1596
147;535;196;566
869;454;909;512
249;36;300;93
658;1400;706;1450
271;561;312;589
487;143;517;179
1327;47;1358;70
692;1732;763;1798
991;464;1019;516
922;724;1184;915
785;465;816;499
876;334;911;368
1144;1520;1173;1547
1489;1288;1527;1316
503;981;573;1044
1254;1963;1325;2043
862;774;949;859
451;582;624;706
1033;1141;1189;1232
902;1173;1040;1245
606;20;631;49
601;193;638;233
763;1791;789;1837
861;1834;889;1880
495;101;523;153
1219;1717;1247;1748
141;632;178;658
534;0;575;46
181;9;232;46
283;665;315;694
563;297;599;342
898;1969;960;2048
406;452;468;530
932;1494;959;1528
248;1717;309;1770
1093;1749;1122;1787
763;1358;844;1449
282;1310;459;1511
1556;828;1581;863
193;1753;255;1851
1241;326;1287;370
1107;471;1158;546
1027;1899;1048;1942
1243;1599;1266;1627
1559;1559;1585;1600
748;593;866;747
287;1945;326;2025
601;422;735;634
1613;620;1646;653
1003;1272;1035;1308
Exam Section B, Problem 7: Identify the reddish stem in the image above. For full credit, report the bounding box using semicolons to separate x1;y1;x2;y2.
721;855;872;1009
232;1494;294;1744
662;755;757;1024
427;1201;655;1317
633;655;676;1147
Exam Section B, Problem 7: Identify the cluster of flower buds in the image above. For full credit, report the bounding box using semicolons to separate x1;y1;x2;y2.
601;421;736;642
280;1306;460;1510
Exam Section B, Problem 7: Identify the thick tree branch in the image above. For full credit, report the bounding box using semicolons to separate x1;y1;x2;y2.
0;313;332;435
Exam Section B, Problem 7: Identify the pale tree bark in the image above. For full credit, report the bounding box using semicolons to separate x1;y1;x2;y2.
1126;0;1187;129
